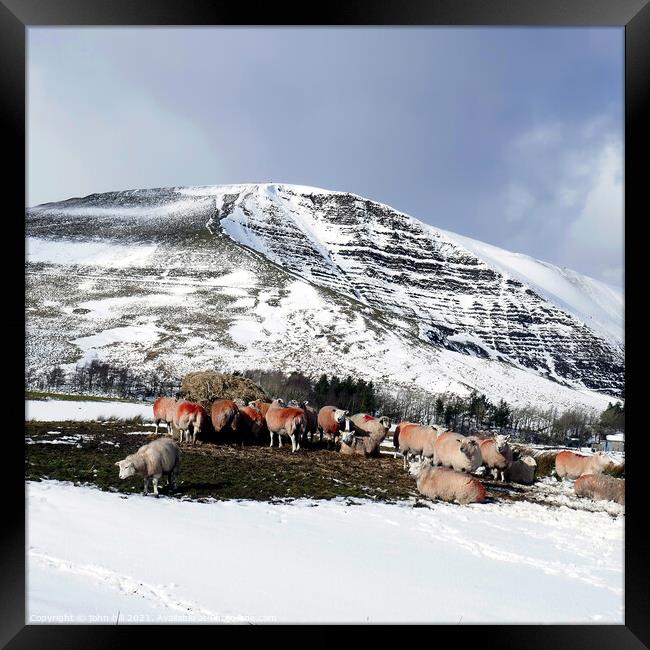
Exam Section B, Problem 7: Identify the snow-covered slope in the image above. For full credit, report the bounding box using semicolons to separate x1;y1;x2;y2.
25;183;624;409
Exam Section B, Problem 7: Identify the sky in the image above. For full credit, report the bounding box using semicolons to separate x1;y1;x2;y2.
27;27;624;290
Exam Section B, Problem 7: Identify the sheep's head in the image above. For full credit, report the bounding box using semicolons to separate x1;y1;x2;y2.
460;439;480;459
272;398;285;407
341;431;355;447
378;416;391;431
334;409;348;425
495;434;511;454
115;459;136;479
594;451;613;469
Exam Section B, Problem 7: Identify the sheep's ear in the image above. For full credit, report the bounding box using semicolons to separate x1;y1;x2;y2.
345;410;350;416
114;462;120;467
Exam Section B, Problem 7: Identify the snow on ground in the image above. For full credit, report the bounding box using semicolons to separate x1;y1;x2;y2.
27;237;158;268
27;480;623;624
25;399;153;422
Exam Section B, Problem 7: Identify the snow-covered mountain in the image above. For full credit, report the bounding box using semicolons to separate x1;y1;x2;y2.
26;183;624;411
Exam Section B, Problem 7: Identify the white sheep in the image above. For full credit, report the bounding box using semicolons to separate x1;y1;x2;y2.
115;436;181;497
415;464;486;505
433;432;482;473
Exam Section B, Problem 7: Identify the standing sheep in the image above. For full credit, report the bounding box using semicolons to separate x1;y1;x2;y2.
479;435;513;481
574;473;625;505
300;401;319;443
349;414;391;442
317;406;350;448
173;400;208;446
238;405;268;441
115;436;181;497
265;399;307;453
555;450;612;480
249;399;271;417
416;465;486;505
396;422;439;469
433;432;482;473
210;399;241;439
152;397;177;436
505;456;537;484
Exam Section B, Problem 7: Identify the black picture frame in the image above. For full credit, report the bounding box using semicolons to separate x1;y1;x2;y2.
5;0;647;646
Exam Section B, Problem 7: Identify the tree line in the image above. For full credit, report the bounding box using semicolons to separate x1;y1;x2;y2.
27;364;624;445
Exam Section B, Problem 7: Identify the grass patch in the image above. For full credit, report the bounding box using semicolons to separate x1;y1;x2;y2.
25;421;418;502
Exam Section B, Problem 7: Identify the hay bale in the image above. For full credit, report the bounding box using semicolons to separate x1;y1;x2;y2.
179;371;267;411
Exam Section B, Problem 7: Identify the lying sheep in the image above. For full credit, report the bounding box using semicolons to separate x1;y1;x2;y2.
153;396;177;436
115;436;181;497
349;413;391;442
479;435;513;481
265;399;307;452
317;405;350;448
173;400;208;446
339;431;382;458
433;432;482;473
416;465;486;505
555;450;612;480
396;422;439;469
574;473;625;505
505;455;537;484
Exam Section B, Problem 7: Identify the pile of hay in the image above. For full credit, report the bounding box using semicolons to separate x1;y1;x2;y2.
179;371;268;410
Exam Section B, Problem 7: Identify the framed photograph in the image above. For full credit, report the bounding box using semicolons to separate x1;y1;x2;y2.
5;0;646;645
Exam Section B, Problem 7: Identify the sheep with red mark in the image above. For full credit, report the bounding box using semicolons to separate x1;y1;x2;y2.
317;405;350;447
115;436;181;497
238;405;267;441
555;450;612;480
574;473;625;505
433;432;482;473
415;465;486;505
249;399;271;417
396;422;440;469
505;455;537;484
173;400;208;446
265;399;307;453
210;399;240;439
349;413;391;442
153;397;178;436
479;435;513;481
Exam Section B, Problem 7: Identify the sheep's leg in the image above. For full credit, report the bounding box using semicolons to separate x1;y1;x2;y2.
278;433;283;448
192;426;197;446
155;420;159;435
403;452;408;470
152;476;159;498
143;477;149;496
269;431;274;448
290;434;296;453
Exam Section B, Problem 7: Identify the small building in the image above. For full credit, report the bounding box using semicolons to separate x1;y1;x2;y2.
604;432;624;453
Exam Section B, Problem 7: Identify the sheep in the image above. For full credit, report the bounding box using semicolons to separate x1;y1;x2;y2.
415;465;486;505
574;473;625;505
249;399;271;417
395;422;440;469
339;430;382;458
210;399;241;439
115;436;181;497
300;401;319;443
152;396;177;436
505;455;537;484
555;450;612;480
317;405;350;448
349;413;391;442
433;432;482;473
265;399;307;453
479;435;513;481
173;400;208;446
238;405;268;441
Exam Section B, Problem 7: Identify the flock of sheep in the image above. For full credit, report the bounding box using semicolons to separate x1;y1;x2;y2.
114;396;625;506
